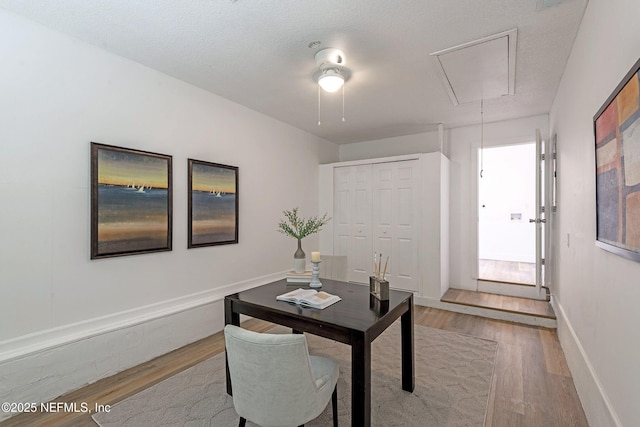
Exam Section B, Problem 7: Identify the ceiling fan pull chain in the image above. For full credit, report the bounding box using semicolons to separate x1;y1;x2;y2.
342;84;346;123
318;85;322;126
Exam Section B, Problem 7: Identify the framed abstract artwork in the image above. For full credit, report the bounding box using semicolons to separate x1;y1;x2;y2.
91;142;173;259
594;57;640;262
188;159;239;248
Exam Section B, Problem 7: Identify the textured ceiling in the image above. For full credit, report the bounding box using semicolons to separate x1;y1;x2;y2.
0;0;587;144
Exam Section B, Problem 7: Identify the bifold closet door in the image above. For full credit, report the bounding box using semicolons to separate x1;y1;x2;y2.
372;161;419;292
333;166;351;263
334;161;419;290
333;165;372;284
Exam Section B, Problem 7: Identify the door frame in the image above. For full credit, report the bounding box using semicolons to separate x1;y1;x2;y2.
471;136;548;300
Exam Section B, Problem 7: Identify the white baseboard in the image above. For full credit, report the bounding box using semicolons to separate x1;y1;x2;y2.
0;271;285;422
553;299;621;427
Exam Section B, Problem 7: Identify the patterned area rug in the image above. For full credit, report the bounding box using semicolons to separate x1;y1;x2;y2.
93;323;497;426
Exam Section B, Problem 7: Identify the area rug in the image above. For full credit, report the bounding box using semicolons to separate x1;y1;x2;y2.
93;323;497;426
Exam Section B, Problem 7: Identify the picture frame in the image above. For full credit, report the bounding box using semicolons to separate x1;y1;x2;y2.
594;57;640;262
188;159;239;248
91;142;173;259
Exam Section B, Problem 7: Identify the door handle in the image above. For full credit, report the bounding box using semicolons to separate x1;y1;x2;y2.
529;218;547;224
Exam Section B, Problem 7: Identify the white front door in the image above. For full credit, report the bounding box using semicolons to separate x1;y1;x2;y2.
532;129;546;291
475;132;547;299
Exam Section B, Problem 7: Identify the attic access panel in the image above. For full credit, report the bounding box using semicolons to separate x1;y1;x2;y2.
431;29;517;106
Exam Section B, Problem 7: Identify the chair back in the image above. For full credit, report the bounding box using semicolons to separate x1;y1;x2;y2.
224;325;323;426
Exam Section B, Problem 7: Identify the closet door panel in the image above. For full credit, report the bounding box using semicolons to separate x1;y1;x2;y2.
373;188;393;264
351;233;371;283
392;161;419;291
349;165;372;284
373;162;393;251
333;167;351;257
394;238;415;278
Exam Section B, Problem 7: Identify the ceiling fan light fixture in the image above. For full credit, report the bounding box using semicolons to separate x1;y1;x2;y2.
318;69;345;92
313;47;349;125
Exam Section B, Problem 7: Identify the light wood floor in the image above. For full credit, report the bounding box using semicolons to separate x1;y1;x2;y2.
479;259;536;286
1;307;587;427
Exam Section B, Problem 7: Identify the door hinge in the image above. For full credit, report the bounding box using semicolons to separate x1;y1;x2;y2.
541;258;545;265
541;153;546;160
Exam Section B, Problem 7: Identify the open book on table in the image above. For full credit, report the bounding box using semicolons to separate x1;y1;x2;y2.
276;288;341;309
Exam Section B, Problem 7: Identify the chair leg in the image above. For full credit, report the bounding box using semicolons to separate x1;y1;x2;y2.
239;417;246;427
332;384;338;427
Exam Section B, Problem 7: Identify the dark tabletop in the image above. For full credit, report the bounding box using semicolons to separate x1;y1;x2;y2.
225;278;413;333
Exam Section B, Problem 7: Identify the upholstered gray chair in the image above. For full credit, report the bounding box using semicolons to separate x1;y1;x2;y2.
224;325;339;427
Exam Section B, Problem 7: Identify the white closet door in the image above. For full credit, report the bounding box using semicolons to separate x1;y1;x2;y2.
372;163;394;276
373;161;419;291
349;165;373;284
333;167;351;260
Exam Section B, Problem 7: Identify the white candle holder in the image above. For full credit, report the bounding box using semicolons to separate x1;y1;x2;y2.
309;260;322;288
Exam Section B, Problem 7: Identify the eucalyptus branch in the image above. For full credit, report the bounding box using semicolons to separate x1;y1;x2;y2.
277;207;331;240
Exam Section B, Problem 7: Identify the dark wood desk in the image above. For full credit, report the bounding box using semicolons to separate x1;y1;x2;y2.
224;278;414;426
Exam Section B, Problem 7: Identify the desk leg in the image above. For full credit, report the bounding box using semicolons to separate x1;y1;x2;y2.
224;298;240;396
401;296;415;392
351;331;371;426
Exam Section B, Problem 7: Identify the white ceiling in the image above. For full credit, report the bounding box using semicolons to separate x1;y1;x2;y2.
0;0;588;144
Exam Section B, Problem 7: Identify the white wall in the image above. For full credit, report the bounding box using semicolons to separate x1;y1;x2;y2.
339;131;441;162
549;0;640;426
419;153;450;300
0;9;338;417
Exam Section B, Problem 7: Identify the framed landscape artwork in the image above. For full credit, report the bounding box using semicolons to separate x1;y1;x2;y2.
91;143;173;259
188;159;239;248
594;57;640;262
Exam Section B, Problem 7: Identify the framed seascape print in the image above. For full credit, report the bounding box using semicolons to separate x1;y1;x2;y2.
594;57;640;262
91;142;173;259
188;159;239;248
